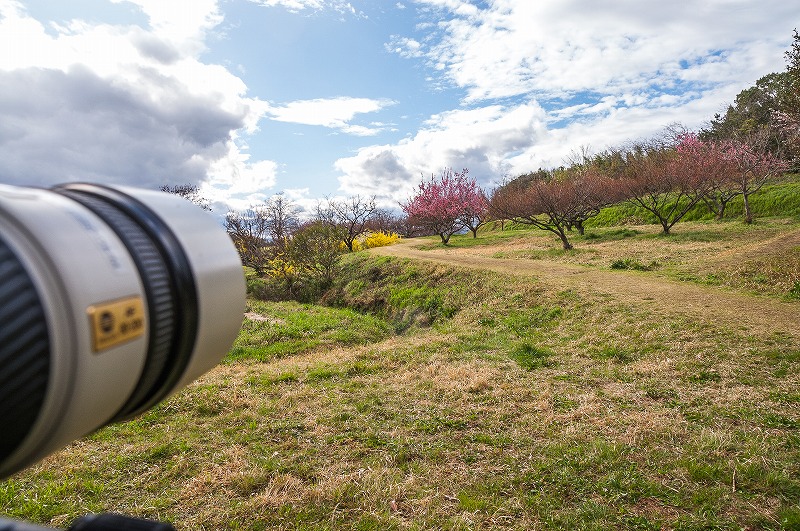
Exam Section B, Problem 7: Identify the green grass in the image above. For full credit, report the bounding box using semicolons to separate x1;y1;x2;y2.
414;225;535;249
227;299;393;362
610;258;658;271
585;175;800;228
3;218;800;530
322;254;501;332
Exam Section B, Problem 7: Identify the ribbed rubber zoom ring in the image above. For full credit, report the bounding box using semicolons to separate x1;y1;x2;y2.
55;184;199;422
56;191;177;420
0;236;50;460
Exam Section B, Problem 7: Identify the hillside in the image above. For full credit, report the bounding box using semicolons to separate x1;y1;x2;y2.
2;218;800;530
371;222;800;339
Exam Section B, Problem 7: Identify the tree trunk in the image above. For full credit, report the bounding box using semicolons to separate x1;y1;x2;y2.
717;198;731;220
743;192;753;224
704;197;723;220
576;221;585;236
440;232;451;244
557;230;573;250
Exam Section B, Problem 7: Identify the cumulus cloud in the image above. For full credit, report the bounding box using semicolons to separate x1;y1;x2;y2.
405;0;795;102
336;101;548;201
0;65;241;188
338;0;796;202
203;142;279;210
266;97;397;136
0;0;273;206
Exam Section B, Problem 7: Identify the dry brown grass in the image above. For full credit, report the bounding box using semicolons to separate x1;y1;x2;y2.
3;219;800;529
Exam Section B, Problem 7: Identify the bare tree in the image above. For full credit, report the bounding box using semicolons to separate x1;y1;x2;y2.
264;194;301;251
160;184;211;211
225;195;301;273
318;195;377;251
225;206;272;274
365;208;406;235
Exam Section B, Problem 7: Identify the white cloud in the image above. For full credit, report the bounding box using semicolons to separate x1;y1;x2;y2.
111;0;222;50
404;0;795;102
336;0;797;203
203;142;279;209
267;97;397;136
335;101;548;200
247;0;359;16
386;36;423;58
0;0;273;207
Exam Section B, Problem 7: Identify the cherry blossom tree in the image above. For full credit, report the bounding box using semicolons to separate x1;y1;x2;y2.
672;134;739;220
489;170;614;250
720;136;790;223
614;134;717;235
459;188;489;238
401;168;485;244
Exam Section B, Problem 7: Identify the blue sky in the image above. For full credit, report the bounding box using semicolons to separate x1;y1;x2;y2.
0;0;797;214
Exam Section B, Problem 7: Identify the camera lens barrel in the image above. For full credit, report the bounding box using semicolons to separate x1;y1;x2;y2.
0;184;245;478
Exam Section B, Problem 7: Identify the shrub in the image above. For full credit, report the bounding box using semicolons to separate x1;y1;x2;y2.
362;231;400;249
610;258;658;271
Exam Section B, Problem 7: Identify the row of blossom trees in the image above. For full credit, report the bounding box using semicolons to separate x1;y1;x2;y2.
404;31;799;250
402;131;789;251
222;131;788;278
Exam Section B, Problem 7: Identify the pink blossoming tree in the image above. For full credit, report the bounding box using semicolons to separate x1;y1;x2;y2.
402;168;487;244
720;137;790;223
673;133;739;220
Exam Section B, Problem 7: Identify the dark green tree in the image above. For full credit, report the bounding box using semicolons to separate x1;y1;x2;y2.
776;29;800;165
701;72;789;151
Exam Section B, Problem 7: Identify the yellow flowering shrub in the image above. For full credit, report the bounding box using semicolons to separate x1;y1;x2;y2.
267;255;298;283
362;231;400;249
339;231;400;252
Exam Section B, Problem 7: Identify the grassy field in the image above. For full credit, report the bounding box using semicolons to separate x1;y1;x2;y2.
2;212;800;528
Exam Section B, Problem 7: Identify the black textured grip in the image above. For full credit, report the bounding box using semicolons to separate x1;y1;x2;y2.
0;236;50;461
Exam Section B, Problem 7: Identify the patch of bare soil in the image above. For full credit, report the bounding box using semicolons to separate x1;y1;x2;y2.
244;312;286;325
371;238;800;340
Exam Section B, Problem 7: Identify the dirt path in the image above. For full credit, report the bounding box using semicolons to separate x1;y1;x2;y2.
371;239;800;340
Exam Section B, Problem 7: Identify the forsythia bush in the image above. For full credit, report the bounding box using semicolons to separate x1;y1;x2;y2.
267;255;298;283
364;230;400;248
341;231;400;251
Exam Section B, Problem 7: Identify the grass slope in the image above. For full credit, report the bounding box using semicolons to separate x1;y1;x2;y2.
2;217;800;530
586;175;800;228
